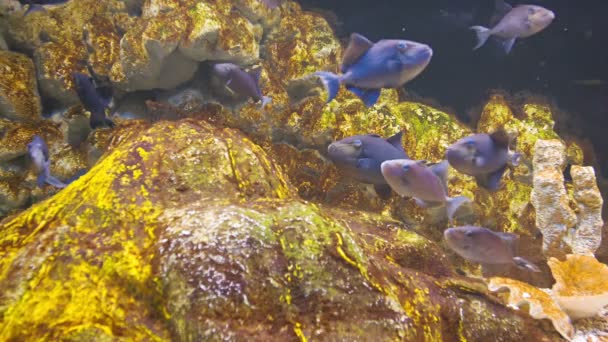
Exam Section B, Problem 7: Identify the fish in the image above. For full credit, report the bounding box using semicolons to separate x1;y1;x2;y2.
444;226;541;272
27;135;68;189
72;72;115;129
470;1;555;54
18;0;69;15
259;0;283;9
314;32;432;107
327;131;408;199
380;159;470;222
446;129;521;191
211;63;272;108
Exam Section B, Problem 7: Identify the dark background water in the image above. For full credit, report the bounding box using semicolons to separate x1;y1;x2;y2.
300;0;608;177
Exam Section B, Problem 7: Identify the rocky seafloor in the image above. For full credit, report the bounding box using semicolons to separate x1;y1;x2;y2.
0;0;606;341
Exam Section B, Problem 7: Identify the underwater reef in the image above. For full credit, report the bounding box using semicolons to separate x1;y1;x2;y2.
0;0;606;341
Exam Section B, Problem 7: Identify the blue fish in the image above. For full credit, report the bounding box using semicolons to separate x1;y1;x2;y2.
211;63;271;108
19;0;69;15
72;72;115;130
444;226;540;272
27;135;67;189
380;159;470;222
446;129;521;191
314;33;432;107
327;131;408;199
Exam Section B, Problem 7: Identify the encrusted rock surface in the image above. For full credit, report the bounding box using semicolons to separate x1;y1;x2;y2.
0;120;559;341
0;51;41;122
531;140;604;258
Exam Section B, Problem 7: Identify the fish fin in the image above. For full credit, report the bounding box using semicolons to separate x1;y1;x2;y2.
512;257;541;272
475;165;507;191
414;198;441;208
502;38;516;54
446;196;471;223
24;4;46;16
341;33;374;73
65;169;87;184
356;158;375;170
37;172;46;188
345;86;381;107
259;96;272;108
385;131;407;155
429;160;449;191
249;68;262;83
470;26;492;50
45;175;67;189
314;71;341;103
489;128;510;149
374;184;392;200
96;86;114;108
105;118;116;128
489;0;512;27
507;151;521;167
90;114;115;129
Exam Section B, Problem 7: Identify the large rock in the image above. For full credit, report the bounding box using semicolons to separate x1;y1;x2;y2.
0;120;558;341
0;51;41;122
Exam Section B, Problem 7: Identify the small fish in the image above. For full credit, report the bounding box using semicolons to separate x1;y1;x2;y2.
18;0;69;16
444;226;540;272
72;72;115;129
446;129;520;191
380;159;470;222
314;33;432;107
27;135;67;189
259;0;283;9
327;132;408;199
211;63;271;107
470;1;555;54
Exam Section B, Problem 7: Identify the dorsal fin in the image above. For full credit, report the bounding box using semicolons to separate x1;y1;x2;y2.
386;131;407;155
429;160;449;191
497;231;519;255
249;68;261;83
489;0;512;27
341;33;374;72
489;128;510;149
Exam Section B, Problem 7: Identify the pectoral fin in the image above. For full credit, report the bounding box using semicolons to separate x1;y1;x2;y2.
374;184;392;200
475;165;507;191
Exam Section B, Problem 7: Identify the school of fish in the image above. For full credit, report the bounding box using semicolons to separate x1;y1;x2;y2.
17;0;557;274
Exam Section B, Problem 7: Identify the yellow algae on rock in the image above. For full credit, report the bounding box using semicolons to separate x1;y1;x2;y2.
489;277;575;340
0;51;41;122
549;255;608;320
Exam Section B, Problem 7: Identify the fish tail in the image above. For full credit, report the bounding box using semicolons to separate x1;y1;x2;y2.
513;257;541;272
314;71;341;103
45;175;67;189
446;195;472;223
507;151;521;167
260;96;272;108
470;26;491;50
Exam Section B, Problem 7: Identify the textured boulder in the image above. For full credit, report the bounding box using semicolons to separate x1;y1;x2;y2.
531;140;604;258
0;51;41;122
0;120;558;341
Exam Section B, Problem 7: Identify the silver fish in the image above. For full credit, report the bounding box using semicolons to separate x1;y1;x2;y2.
27;135;67;189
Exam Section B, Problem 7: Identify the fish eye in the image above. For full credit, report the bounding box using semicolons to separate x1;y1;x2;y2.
465;231;474;237
397;42;408;51
528;7;536;14
402;164;410;172
352;140;363;148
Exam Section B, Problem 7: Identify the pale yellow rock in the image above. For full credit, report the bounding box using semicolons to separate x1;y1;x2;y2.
568;166;604;256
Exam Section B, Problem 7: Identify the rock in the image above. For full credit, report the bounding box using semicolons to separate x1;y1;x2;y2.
0;120;557;341
531;140;604;258
0;51;41;122
569;166;604;255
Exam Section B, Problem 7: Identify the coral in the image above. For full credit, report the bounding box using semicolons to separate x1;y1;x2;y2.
489;277;575;341
0;51;41;122
531;140;604;258
549;255;608;320
0;120;556;340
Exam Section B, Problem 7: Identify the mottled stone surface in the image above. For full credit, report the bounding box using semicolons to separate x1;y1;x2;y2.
0;51;41;122
0;120;557;341
569;166;604;255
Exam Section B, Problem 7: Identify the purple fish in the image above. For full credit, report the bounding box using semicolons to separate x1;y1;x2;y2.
259;0;282;9
446;129;520;191
72;72;115;130
380;159;470;222
444;226;540;272
327;132;408;199
471;2;555;53
314;33;432;107
211;63;271;107
27;135;67;189
19;0;69;16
